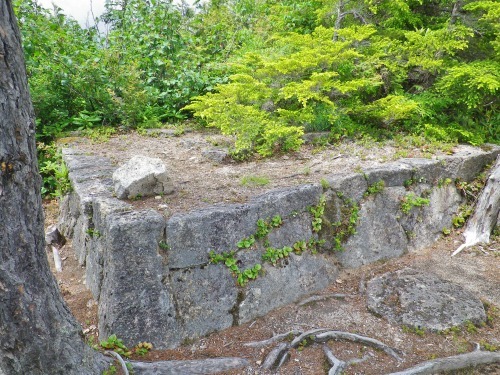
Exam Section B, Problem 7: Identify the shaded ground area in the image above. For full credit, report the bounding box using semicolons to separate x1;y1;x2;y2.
44;196;500;374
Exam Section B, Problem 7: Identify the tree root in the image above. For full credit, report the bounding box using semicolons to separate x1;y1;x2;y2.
314;331;403;361
105;351;129;375
387;349;500;375
258;328;402;371
243;330;302;348
323;345;346;375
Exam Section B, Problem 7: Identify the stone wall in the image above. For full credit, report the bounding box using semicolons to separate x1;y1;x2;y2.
59;146;499;348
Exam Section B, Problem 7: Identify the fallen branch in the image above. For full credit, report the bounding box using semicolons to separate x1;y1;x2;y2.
386;349;500;375
105;351;129;375
51;246;63;272
453;155;500;256
130;357;250;375
323;345;347;375
314;331;403;361
244;330;302;348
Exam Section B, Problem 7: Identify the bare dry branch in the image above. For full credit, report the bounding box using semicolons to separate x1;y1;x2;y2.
386;350;500;375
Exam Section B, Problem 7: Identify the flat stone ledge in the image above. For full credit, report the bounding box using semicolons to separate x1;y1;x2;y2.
366;268;487;331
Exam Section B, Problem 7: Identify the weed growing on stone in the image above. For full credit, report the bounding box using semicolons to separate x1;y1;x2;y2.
400;193;430;214
452;204;473;228
159;240;170;250
320;178;330;189
364;180;385;197
437;177;453;188
262;246;293;265
309;194;326;233
86;228;101;238
403;176;426;189
100;334;132;358
237;235;255;249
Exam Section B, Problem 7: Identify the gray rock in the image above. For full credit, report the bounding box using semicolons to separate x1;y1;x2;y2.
167;185;321;269
98;210;180;349
202;148;229;164
113;155;174;199
86;198;132;300
338;187;409;268
362;161;414;187
399;184;463;251
170;264;238;339
325;173;368;202
366;268;487;331
167;204;256;269
238;252;339;324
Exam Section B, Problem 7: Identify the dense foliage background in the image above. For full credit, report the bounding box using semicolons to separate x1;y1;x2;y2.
15;0;499;162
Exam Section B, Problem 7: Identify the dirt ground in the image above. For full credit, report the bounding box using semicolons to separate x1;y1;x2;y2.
44;131;500;374
57;128;475;218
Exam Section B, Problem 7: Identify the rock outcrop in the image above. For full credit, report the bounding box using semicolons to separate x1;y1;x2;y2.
366;268;487;331
59;145;500;348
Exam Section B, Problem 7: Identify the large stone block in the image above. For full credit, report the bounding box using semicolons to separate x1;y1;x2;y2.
399;184;463;251
86;198;132;300
337;187;409;268
170;264;238;339
238;252;339;324
113;155;174;199
166;185;322;269
98;210;179;348
167;204;256;269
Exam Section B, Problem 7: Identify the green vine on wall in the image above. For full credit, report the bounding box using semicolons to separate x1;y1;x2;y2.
208;192;359;286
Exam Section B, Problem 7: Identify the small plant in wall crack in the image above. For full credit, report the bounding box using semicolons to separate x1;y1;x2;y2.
364;180;385;197
309;194;326;233
209;250;262;286
86;228;101;238
400;193;430;214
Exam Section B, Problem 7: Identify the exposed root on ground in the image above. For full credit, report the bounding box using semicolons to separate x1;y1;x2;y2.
250;328;403;371
387;345;500;375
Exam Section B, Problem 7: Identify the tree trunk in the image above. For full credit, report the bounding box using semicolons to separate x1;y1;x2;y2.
0;1;109;373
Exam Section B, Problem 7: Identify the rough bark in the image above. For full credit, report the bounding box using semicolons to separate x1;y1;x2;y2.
453;156;500;256
0;1;109;373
